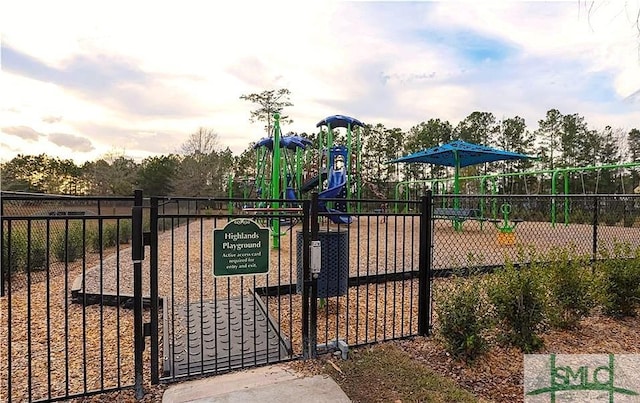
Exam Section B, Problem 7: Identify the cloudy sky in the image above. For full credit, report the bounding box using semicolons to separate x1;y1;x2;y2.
2;1;639;164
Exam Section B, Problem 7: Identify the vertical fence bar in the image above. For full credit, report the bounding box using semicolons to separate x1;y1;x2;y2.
301;199;311;358
310;192;319;358
149;197;160;384
418;191;433;335
592;195;599;262
6;221;12;402
132;190;145;399
26;221;32;402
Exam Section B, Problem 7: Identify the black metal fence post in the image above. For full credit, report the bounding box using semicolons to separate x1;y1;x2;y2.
418;190;433;336
149;197;160;384
301;199;311;359
310;192;319;358
592;195;599;262
132;190;145;399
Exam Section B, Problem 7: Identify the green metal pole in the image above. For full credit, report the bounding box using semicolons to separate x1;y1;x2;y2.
480;175;486;219
272;113;281;249
453;153;462;231
564;169;570;226
394;182;402;214
228;175;234;214
356;125;362;212
296;147;303;200
453;153;460;209
346;123;352;207
551;169;559;228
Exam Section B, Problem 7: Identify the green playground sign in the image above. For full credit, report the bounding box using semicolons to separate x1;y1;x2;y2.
213;219;270;277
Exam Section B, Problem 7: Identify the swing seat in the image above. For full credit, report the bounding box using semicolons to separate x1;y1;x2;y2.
433;207;482;220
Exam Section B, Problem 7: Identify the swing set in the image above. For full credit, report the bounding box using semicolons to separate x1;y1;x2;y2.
394;161;640;227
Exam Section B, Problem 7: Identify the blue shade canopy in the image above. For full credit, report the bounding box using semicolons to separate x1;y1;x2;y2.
316;115;365;129
386;140;534;167
254;135;313;151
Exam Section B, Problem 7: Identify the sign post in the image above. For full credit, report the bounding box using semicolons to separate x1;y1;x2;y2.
213;219;270;277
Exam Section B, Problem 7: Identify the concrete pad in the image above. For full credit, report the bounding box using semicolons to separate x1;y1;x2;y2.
162;365;350;403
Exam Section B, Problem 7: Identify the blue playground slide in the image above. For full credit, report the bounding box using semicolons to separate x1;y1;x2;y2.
318;169;352;224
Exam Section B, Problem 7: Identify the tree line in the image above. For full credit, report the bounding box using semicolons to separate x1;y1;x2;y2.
1;89;639;197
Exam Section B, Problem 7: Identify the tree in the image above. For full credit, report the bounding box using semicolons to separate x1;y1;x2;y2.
628;128;640;163
81;151;138;196
137;155;178;196
361;124;404;193
454;112;499;146
454;112;500;177
403;119;453;181
535;109;563;170
497;116;535;194
172;128;229;197
180;127;218;156
628;128;640;192
560;113;589;168
234;144;258;179
240;89;293;137
0;155;47;192
0;154;82;194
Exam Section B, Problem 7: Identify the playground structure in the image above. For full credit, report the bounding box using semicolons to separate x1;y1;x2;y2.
305;115;365;223
228;113;365;247
393;161;640;227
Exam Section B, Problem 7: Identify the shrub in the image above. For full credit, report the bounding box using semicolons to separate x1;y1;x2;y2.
488;261;546;352
570;209;590;225
622;211;637;228
27;232;47;271
53;221;85;263
544;248;596;329
601;211;621;226
435;277;490;362
118;219;132;244
89;222;118;252
2;225;48;274
597;243;640;317
2;226;27;275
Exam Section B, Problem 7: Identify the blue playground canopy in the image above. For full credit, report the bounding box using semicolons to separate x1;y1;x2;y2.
387;140;534;167
254;135;313;151
316;115;365;129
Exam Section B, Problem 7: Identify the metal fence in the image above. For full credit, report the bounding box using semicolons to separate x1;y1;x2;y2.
2;190;639;401
427;194;640;275
1;192;138;402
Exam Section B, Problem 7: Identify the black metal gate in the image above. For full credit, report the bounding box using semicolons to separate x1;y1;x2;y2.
144;196;313;382
142;193;433;384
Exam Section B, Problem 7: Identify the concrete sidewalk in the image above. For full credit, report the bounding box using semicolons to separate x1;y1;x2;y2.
162;365;351;403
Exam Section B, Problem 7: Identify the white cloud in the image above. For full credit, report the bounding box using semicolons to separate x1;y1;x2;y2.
49;132;94;152
2;125;45;141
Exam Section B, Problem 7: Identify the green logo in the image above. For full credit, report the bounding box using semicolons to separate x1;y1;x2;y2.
212;219;270;277
525;354;639;402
